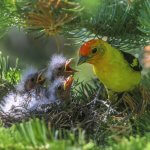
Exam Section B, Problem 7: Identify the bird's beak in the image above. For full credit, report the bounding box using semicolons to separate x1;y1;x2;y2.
64;75;74;90
36;69;46;84
77;56;89;66
65;58;78;74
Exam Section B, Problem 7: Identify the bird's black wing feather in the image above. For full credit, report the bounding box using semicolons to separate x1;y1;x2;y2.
120;50;142;71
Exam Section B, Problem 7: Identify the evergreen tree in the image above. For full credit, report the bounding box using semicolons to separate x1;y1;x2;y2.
0;0;150;149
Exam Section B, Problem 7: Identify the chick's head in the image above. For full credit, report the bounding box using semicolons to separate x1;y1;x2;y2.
47;54;77;80
49;75;74;102
24;71;45;91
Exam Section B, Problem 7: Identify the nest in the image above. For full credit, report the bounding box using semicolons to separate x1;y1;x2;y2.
0;100;124;145
0;80;150;144
122;85;150;115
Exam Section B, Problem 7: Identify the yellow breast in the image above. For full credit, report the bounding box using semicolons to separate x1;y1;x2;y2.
92;50;141;92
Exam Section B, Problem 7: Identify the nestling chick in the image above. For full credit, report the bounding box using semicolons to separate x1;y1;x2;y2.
26;75;74;112
47;75;74;103
16;67;45;92
0;75;73;115
46;54;77;81
0;67;46;116
0;91;38;116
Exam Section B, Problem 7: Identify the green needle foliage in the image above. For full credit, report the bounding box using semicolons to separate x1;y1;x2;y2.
13;119;98;150
0;0;22;38
138;0;150;35
0;117;150;149
12;0;149;52
109;134;150;150
0;0;149;51
64;0;150;51
0;1;150;150
0;54;20;84
0;51;20;100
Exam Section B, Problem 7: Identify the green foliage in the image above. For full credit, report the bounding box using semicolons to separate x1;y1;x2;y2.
0;119;98;150
138;0;150;35
15;0;82;38
15;119;49;148
65;0;149;51
79;0;140;35
0;1;150;150
80;0;101;15
0;123;23;149
71;79;107;103
0;0;149;51
0;51;20;84
0;51;20;100
0;117;150;149
0;0;22;38
110;135;150;150
133;111;150;135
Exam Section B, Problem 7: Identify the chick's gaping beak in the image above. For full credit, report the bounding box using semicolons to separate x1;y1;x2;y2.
65;58;78;74
77;56;89;66
64;75;74;90
36;69;46;85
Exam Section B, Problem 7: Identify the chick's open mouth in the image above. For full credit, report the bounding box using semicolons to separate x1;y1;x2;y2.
36;70;46;84
65;58;78;74
64;75;74;90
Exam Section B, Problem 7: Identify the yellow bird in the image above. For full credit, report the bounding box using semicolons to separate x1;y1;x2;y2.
77;39;142;100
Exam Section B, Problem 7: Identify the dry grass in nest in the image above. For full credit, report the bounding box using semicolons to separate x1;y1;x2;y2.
122;85;150;115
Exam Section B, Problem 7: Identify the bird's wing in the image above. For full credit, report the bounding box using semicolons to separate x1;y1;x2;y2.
120;50;142;71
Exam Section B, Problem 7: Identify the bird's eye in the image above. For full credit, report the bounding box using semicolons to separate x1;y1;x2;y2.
57;85;62;90
31;78;35;82
38;76;41;81
58;67;62;71
92;48;97;54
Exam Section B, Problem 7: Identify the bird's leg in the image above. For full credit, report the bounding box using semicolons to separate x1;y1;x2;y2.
93;87;102;104
106;89;127;114
107;89;124;103
86;87;101;108
87;87;113;110
107;89;117;102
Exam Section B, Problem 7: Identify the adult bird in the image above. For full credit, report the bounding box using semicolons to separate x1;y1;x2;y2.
77;39;142;100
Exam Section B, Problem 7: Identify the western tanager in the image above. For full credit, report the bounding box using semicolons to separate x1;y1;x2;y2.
77;39;142;100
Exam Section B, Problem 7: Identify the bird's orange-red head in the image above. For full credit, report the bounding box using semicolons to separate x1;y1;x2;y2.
78;39;105;65
79;39;99;56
